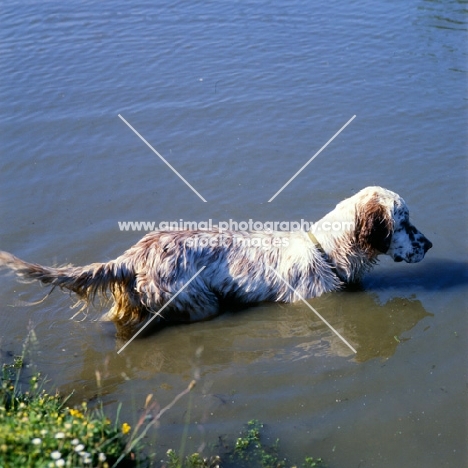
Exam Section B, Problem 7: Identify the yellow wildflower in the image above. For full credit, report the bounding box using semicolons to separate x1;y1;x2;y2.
69;408;84;419
121;423;131;435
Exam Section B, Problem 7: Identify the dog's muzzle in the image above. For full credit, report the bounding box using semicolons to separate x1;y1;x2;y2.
393;235;433;263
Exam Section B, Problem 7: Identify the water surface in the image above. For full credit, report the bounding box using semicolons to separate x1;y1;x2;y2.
1;1;466;467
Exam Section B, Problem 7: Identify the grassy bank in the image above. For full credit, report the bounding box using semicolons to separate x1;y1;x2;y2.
1;351;325;468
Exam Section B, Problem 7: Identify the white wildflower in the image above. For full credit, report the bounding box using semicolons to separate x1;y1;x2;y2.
51;451;62;460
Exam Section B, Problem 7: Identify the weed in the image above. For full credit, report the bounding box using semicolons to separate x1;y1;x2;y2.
228;420;324;468
162;419;325;468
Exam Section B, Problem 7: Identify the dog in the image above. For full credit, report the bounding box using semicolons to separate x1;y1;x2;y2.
0;187;432;327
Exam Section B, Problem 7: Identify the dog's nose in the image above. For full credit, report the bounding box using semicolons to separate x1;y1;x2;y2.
423;237;433;253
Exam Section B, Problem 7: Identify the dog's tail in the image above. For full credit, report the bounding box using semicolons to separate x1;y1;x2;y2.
0;250;142;324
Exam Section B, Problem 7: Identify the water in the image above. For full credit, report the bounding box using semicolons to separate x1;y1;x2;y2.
1;1;467;467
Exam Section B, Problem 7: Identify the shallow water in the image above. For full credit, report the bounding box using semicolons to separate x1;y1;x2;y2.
1;1;467;467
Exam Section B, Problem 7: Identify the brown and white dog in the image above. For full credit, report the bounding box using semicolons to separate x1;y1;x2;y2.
0;187;432;327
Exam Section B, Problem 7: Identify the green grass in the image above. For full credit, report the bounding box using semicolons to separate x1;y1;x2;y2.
0;356;140;467
0;353;326;468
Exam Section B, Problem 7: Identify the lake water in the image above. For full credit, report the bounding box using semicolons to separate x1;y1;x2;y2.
1;1;467;467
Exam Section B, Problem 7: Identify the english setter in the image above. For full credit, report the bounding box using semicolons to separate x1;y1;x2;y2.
0;186;432;327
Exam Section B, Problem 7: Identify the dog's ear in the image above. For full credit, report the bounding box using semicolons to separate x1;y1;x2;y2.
355;196;393;254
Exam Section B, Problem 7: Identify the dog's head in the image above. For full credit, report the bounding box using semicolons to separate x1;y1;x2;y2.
355;187;432;263
385;199;433;263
